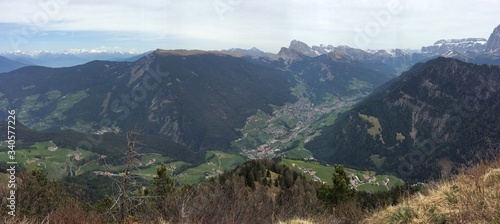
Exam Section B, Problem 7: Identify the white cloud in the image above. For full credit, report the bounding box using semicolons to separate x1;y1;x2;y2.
1;0;499;52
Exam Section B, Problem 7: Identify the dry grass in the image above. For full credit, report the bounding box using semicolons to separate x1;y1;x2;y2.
279;200;370;224
279;219;315;224
365;157;500;224
1;206;107;224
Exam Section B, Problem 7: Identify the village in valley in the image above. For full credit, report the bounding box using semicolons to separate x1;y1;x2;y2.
234;93;364;166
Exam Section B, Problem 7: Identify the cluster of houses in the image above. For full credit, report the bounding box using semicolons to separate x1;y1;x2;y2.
138;158;156;167
203;155;224;179
349;173;390;189
243;144;282;159
203;169;223;179
93;171;123;177
93;158;165;177
291;163;324;183
289;162;393;191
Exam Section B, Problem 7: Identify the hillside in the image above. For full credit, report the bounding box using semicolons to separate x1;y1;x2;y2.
0;121;200;166
306;57;500;181
0;50;297;153
287;52;397;103
365;155;500;224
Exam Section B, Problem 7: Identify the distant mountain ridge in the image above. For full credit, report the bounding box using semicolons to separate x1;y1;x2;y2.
2;24;499;71
0;56;29;73
276;40;429;75
0;50;141;68
421;38;487;55
219;47;273;58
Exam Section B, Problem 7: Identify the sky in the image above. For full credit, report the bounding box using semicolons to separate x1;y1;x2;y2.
0;0;499;54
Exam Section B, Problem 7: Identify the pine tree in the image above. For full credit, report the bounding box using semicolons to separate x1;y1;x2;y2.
284;169;294;188
262;177;268;186
331;164;356;203
319;164;356;206
153;164;174;196
247;172;256;189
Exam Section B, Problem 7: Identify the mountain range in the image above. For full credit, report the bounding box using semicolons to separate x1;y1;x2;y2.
421;38;487;55
0;50;141;69
2;25;500;72
0;45;400;156
1;24;499;182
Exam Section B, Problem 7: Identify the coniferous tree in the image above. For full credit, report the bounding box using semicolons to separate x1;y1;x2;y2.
319;164;356;206
153;164;174;196
331;164;356;203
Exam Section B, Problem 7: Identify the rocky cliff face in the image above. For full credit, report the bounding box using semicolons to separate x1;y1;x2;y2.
486;25;500;54
421;38;487;55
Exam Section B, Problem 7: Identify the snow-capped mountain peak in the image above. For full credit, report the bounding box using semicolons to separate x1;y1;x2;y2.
0;48;142;68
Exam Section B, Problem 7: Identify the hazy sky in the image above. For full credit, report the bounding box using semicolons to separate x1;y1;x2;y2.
1;0;499;53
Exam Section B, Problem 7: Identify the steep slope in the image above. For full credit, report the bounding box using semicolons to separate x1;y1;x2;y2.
365;156;500;224
306;57;500;181
0;49;297;153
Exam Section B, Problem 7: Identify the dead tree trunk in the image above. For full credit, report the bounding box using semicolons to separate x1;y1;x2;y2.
119;128;140;222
